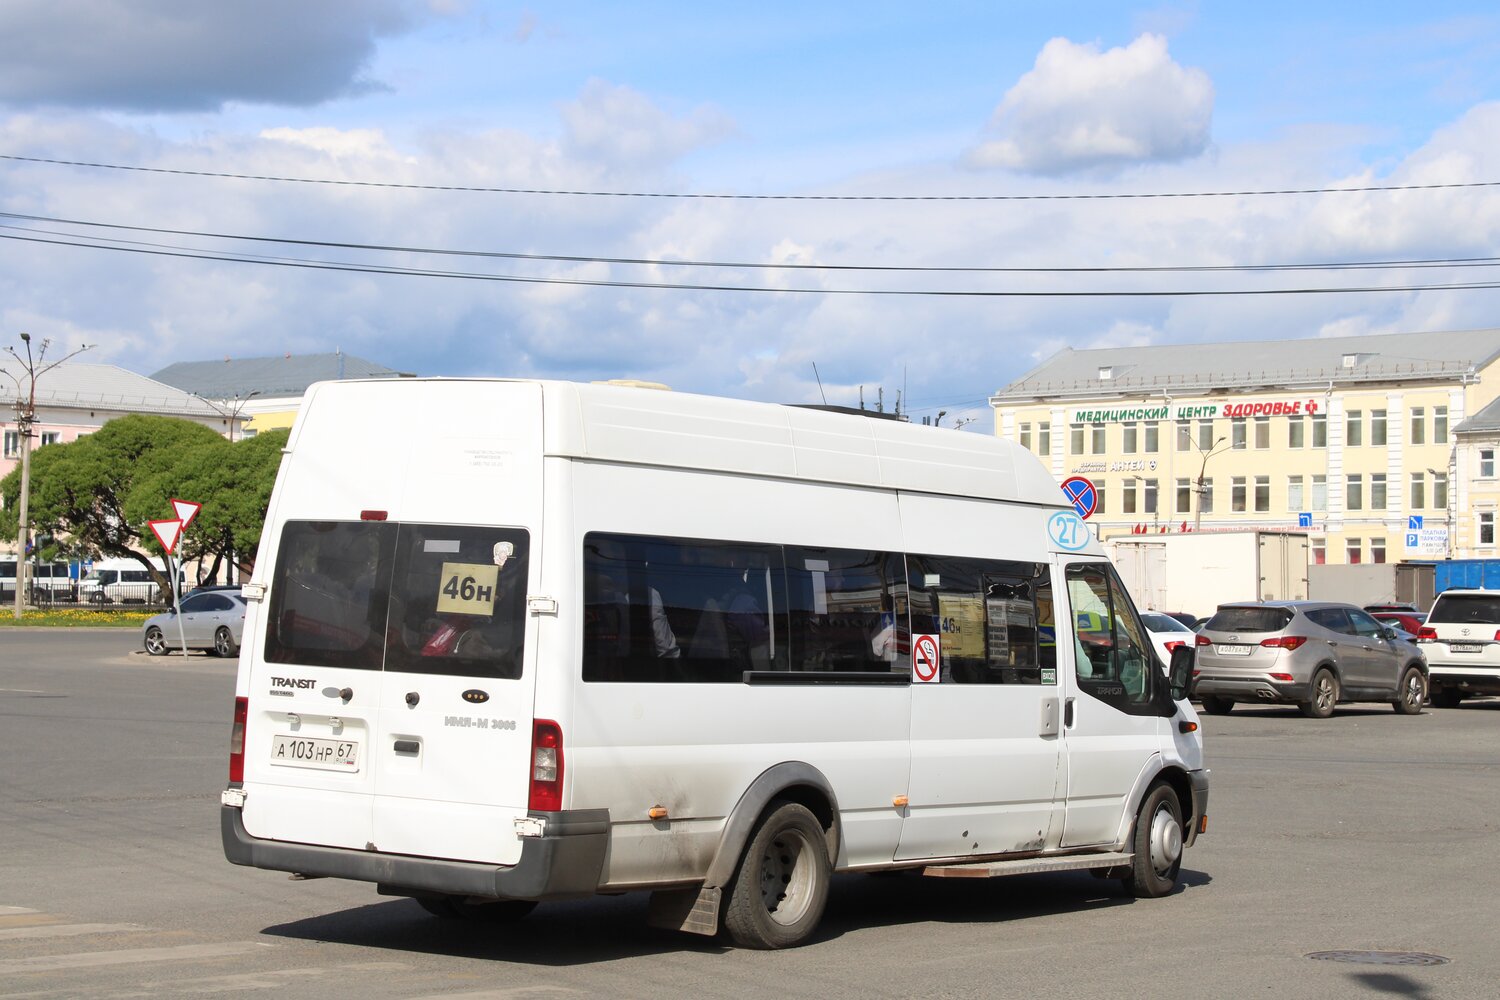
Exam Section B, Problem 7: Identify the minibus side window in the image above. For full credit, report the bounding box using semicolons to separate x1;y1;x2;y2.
583;532;787;682
906;555;1051;684
784;546;907;675
265;521;396;669
1065;562;1163;715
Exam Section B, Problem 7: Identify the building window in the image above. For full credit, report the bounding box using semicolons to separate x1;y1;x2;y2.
1175;420;1191;451
1070;423;1085;455
1371;473;1387;510
39;431;60;447
1197;419;1215;451
1312;539;1327;565
1175;478;1192;514
1434;472;1448;511
1095;481;1106;515
1254;476;1270;512
1123;480;1138;514
1254;416;1270;449
1346;538;1362;564
1122;423;1137;454
1288;475;1305;510
1410;472;1426;510
1482;512;1496;546
1482;448;1495;478
1312;413;1328;448
1144;423;1159;453
1410;407;1425;445
1019;423;1031;450
1346;410;1363;447
1090;422;1106;453
1038;422;1051;455
1200;478;1214;514
1288;416;1305;448
1144;478;1158;515
1232;418;1246;450
1232;477;1247;512
1371;538;1387;564
1435;405;1448;443
3;431;18;458
1371;409;1387;446
1312;475;1328;512
1346;474;1363;512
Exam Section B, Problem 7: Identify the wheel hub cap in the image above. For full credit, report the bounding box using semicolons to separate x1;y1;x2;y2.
1149;806;1182;873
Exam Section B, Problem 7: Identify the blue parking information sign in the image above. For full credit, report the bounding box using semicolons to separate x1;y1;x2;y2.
1060;476;1098;520
1409;515;1423;531
1298;512;1313;528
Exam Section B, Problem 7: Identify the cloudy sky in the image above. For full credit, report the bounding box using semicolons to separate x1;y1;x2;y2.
2;1;1500;427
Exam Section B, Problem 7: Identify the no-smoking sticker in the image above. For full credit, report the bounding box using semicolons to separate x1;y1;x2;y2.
912;634;941;684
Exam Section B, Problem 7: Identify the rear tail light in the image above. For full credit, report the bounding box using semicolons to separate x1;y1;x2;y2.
1260;636;1308;650
1195;634;1212;646
1164;640;1185;653
529;720;564;812
229;696;248;783
1417;626;1437;642
1268;672;1294;682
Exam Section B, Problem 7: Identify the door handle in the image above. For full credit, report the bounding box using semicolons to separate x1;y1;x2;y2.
393;739;420;755
1064;697;1076;728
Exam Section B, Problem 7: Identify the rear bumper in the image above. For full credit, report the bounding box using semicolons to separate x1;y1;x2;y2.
1426;662;1500;695
1185;768;1209;848
1192;676;1303;704
221;804;609;901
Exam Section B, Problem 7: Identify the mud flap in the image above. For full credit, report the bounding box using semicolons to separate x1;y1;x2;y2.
647;886;722;936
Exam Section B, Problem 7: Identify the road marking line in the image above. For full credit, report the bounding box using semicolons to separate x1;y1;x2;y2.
0;942;270;974
0;689;48;694
0;923;146;941
0;907;40;916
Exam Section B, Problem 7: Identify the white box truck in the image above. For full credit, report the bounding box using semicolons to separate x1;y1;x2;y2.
1107;530;1310;620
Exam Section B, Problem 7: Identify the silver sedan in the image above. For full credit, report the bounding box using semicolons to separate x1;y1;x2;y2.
142;590;247;657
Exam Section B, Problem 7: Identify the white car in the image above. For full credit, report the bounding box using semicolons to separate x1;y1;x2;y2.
1140;611;1198;669
142;589;247;657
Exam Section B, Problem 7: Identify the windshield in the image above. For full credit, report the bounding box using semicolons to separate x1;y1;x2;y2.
1429;594;1500;624
1205;606;1295;632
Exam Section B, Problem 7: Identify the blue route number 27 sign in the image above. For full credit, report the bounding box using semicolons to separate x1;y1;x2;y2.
1060;476;1098;520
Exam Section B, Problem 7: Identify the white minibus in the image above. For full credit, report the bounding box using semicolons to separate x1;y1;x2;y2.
222;379;1207;949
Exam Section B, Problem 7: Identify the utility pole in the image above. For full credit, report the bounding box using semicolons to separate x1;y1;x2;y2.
192;390;261;443
4;334;92;619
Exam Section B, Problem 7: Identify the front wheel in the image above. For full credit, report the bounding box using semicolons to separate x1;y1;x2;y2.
1392;667;1426;715
1298;668;1338;719
143;626;168;656
723;801;831;949
214;626;239;658
1198;695;1234;715
1121;782;1184;898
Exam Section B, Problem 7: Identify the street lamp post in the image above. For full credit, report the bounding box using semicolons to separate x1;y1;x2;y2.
1194;435;1230;532
1428;463;1455;559
4;333;91;619
192;390;261;442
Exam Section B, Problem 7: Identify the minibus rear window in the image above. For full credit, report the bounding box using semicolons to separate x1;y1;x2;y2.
265;521;396;670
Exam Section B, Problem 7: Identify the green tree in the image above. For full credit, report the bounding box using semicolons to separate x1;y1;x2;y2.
1;415;287;592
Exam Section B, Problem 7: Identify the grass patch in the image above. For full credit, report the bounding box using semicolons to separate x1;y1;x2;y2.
0;607;153;627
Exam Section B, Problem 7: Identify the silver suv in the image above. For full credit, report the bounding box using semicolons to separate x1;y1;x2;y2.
1418;589;1500;707
1192;601;1427;718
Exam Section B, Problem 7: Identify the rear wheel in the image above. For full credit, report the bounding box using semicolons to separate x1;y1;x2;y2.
214;626;238;658
416;896;537;921
1429;685;1463;709
724;801;831;949
1392;666;1426;715
1298;668;1338;719
1121;782;1184;898
143;626;168;656
1198;695;1234;715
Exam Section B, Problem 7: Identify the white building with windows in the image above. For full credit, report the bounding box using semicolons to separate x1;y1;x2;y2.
989;329;1500;564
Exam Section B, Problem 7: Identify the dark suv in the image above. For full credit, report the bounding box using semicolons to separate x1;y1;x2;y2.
1193;601;1427;718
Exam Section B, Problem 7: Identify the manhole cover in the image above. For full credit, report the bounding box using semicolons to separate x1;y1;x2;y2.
1306;951;1449;967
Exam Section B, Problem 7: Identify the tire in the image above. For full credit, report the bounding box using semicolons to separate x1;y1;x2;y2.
1392;666;1426;715
89;591;107;605
1121;782;1184;899
416;895;537;922
143;626;169;656
214;626;239;658
1198;695;1234;715
1429;685;1463;709
723;801;831;949
1298;668;1338;719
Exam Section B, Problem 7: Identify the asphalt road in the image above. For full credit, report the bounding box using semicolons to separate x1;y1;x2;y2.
3;629;1499;998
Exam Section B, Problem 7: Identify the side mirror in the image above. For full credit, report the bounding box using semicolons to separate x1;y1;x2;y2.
1168;645;1195;702
1380;626;1397;641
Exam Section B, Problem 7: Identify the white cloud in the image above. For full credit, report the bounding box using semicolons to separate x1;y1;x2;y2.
560;79;735;169
964;34;1213;175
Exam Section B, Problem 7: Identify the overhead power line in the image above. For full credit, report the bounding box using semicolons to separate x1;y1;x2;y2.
5;227;1500;298
3;211;1499;276
3;152;1498;201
